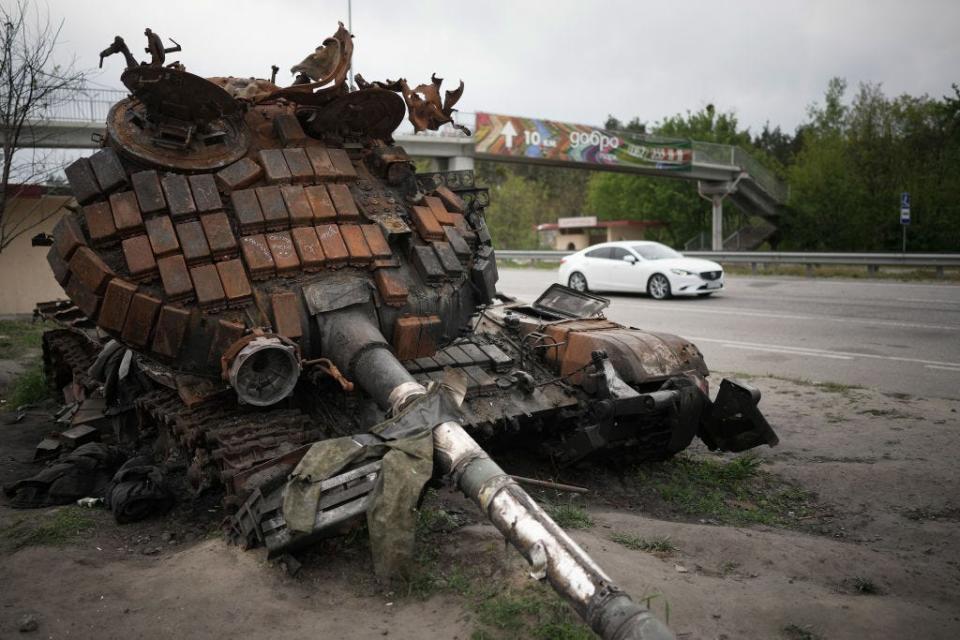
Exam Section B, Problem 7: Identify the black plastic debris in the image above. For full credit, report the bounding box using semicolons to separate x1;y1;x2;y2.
104;456;174;523
4;443;125;508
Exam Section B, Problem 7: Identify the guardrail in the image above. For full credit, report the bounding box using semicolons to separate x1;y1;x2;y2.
496;250;960;277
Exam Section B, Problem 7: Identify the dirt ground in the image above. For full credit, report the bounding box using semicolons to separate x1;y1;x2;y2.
1;371;958;639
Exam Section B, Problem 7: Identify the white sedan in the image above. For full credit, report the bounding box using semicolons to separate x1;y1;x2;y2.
557;241;724;299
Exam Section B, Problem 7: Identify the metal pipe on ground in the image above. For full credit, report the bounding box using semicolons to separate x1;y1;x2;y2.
319;310;675;640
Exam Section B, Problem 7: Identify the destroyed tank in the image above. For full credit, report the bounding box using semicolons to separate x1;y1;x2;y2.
36;24;777;639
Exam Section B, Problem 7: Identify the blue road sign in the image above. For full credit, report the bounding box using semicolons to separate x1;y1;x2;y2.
900;191;911;225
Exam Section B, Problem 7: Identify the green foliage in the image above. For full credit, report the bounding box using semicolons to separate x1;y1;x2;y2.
610;533;677;554
0;319;49;360
482;173;546;249
544;502;593;529
637;454;815;526
4;363;49;406
477;161;590;249
475;583;593;640
783;80;960;251
1;507;96;551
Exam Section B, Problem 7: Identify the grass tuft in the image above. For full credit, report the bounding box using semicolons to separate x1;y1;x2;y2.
610;533;677;554
782;623;823;640
544;502;593;529
3;363;50;407
840;576;882;595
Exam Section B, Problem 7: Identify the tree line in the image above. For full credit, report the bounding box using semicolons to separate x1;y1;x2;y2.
480;79;960;252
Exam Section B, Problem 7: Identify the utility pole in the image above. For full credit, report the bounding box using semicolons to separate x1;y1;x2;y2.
347;0;354;90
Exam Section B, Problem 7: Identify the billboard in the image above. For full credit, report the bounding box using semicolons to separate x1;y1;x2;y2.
473;112;692;171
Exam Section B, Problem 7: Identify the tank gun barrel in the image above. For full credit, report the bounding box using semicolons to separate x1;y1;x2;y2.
322;311;674;640
433;419;674;640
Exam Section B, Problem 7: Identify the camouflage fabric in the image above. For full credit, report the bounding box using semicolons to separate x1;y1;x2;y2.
365;429;433;577
282;383;465;577
282;436;378;533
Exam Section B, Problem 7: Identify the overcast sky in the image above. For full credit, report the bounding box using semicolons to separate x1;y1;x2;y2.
46;0;960;135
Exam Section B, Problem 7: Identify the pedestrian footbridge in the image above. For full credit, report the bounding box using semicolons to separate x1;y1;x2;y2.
5;89;788;250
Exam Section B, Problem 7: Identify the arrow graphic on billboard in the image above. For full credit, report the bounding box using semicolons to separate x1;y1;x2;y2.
500;121;517;147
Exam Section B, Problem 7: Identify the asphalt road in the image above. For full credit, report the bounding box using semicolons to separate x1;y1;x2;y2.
497;268;960;400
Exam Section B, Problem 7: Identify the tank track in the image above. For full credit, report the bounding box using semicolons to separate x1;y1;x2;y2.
133;388;325;507
42;329;101;393
42;331;324;508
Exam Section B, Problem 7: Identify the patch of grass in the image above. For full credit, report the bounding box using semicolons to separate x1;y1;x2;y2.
0;319;51;360
404;494;595;639
400;499;472;599
416;504;464;536
544;502;593;529
474;583;593;640
2;363;50;407
782;623;823;640
610;533;677;554
721;372;862;396
839;576;882;595
815;380;861;394
637;453;816;526
1;507;96;551
858;408;910;419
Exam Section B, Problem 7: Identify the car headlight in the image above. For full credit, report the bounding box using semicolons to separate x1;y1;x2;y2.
670;268;695;276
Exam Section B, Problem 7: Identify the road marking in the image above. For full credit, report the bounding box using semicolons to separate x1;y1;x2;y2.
896;297;960;305
720;343;853;360
611;300;960;332
729;277;960;291
925;364;960;373
687;336;960;369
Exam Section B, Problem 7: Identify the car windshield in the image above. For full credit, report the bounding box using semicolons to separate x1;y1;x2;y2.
631;244;682;260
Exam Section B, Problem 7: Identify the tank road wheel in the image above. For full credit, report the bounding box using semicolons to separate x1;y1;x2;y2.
568;271;589;292
647;273;672;300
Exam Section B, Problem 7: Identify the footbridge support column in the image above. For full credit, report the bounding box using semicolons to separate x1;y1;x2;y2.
698;177;744;251
710;195;723;251
446;155;474;172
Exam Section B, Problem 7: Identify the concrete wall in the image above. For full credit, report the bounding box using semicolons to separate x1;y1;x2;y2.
0;196;69;315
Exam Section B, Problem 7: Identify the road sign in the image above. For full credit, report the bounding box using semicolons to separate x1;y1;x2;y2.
900;191;911;225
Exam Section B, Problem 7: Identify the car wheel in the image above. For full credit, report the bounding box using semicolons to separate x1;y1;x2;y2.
647;273;671;299
568;271;589;292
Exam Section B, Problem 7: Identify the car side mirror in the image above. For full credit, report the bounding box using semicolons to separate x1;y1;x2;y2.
622;255;637;264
